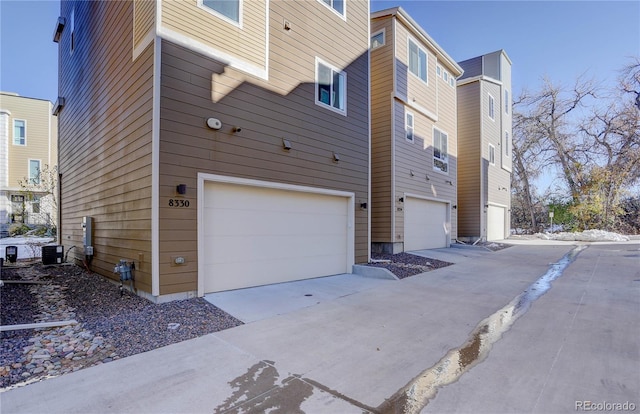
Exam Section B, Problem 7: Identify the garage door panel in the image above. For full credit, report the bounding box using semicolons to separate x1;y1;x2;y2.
404;198;448;251
203;181;351;293
487;206;505;241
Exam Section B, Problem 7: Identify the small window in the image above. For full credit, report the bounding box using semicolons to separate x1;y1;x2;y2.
13;119;26;145
29;160;41;184
504;89;510;114
489;144;495;165
436;65;442;77
449;76;455;87
316;58;346;114
504;131;510;156
408;39;427;83
202;0;241;23
371;30;384;49
32;195;41;214
433;128;448;173
320;0;344;16
70;7;75;53
405;111;414;143
443;71;449;82
488;93;495;120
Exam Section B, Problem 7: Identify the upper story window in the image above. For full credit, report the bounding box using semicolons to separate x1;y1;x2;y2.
436;65;441;77
488;93;495;120
316;58;346;115
489;144;495;165
371;30;384;49
449;76;455;87
405;111;414;143
70;7;75;53
202;0;241;24
504;89;510;114
504;131;510;156
13;119;26;145
408;39;427;83
433;128;448;173
319;0;344;17
29;159;41;184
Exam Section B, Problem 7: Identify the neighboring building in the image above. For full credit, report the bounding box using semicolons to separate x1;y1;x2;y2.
54;0;370;301
457;50;512;242
370;7;463;254
0;92;58;236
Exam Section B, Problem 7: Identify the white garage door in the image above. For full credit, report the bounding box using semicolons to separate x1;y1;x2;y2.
487;205;506;241
202;181;350;293
404;197;449;251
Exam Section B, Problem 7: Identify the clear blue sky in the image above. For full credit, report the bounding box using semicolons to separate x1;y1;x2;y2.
1;1;638;103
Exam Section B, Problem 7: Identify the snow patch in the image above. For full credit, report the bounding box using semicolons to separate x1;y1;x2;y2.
0;236;56;259
534;230;630;242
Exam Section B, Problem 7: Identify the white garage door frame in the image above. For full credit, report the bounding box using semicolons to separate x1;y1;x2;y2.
403;192;452;251
487;202;508;241
197;173;355;297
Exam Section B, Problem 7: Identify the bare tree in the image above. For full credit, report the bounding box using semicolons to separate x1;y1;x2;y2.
18;164;59;234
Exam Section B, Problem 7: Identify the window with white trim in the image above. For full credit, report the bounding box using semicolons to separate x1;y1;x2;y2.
436;65;441;77
433;128;448;173
405;111;414;143
504;89;510;114
408;39;427;83
489;144;495;165
504;131;510;156
70;7;75;53
316;58;346;114
13;119;26;145
488;93;495;120
29;159;41;184
449;76;455;87
371;30;384;49
319;0;344;16
201;0;241;24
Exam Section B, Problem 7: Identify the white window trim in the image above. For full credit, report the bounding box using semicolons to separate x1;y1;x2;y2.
315;57;347;116
405;111;414;143
488;93;495;121
13;119;26;146
489;144;496;165
198;0;243;28
371;28;385;50
432;127;449;175
28;159;41;184
317;0;346;20
407;37;428;84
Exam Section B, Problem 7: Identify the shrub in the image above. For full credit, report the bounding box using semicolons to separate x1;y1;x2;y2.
8;223;30;236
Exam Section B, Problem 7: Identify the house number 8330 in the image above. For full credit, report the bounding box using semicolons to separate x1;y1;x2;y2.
169;199;190;207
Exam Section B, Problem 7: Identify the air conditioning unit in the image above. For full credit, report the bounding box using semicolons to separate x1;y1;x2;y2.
42;245;64;265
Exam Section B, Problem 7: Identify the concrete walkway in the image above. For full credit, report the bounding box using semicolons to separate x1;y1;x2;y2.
2;241;638;413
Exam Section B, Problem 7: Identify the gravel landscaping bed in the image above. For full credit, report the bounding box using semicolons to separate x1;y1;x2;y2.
0;263;242;390
368;252;453;279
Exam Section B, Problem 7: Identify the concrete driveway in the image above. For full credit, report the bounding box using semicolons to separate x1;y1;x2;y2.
2;241;638;413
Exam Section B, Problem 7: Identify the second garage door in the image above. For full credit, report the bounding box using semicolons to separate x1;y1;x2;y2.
487;205;506;241
202;181;351;293
404;197;449;251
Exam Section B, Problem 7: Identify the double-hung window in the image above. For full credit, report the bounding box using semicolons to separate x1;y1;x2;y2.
13;120;26;145
488;93;495;120
29;160;41;184
408;39;427;83
405;111;414;143
320;0;344;16
202;0;241;24
371;30;384;49
316;58;346;114
433;128;448;173
504;89;510;114
489;144;496;165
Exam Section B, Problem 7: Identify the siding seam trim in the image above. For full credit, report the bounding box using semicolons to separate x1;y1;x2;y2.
152;36;161;297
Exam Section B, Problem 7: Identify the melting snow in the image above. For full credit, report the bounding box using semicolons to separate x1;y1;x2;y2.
534;229;630;242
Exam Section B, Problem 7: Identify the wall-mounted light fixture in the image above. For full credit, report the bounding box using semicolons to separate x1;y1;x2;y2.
452;205;458;209
399;197;404;203
360;202;367;210
176;184;187;195
284;20;291;31
425;174;430;181
282;138;292;151
446;180;453;186
53;16;65;43
206;118;222;130
333;152;340;162
410;170;415;177
53;97;65;116
232;126;242;133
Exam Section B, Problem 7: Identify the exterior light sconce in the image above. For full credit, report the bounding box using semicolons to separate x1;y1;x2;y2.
284;20;291;31
452;205;457;209
53;97;65;116
410;170;415;177
399;197;404;203
360;202;367;210
53;17;65;43
333;152;340;162
232;126;242;133
446;180;453;186
176;184;187;195
206;118;222;130
425;174;430;181
282;138;292;151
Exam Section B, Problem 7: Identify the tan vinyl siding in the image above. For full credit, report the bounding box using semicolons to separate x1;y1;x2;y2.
134;0;155;51
483;82;510;207
370;17;394;243
158;13;369;294
1;94;55;189
457;81;481;237
58;1;154;293
161;0;267;69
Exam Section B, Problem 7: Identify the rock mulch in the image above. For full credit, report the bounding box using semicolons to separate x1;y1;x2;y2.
0;263;242;390
368;252;453;279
